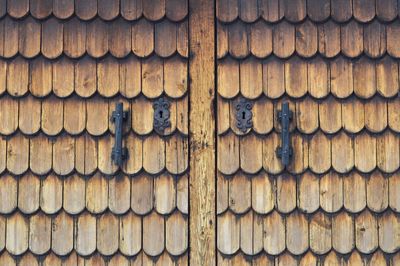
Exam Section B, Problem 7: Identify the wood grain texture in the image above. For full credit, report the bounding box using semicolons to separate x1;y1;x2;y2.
189;0;215;264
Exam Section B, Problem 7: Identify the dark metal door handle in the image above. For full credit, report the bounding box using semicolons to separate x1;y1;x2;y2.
111;102;129;167
276;102;293;167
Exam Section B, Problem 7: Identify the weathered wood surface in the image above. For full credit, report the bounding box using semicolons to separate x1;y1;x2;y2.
189;0;216;264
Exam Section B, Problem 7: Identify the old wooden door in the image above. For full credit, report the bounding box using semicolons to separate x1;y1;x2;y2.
0;1;191;265
216;0;400;265
1;0;400;265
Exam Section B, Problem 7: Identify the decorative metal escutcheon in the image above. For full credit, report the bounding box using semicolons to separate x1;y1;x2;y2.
153;97;171;134
235;97;253;133
111;102;129;167
276;102;293;168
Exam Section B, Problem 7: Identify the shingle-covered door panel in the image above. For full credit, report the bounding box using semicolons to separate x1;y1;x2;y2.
217;0;400;264
0;1;189;264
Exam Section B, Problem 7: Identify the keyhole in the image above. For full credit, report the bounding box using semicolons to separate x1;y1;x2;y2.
242;111;246;119
159;110;163;118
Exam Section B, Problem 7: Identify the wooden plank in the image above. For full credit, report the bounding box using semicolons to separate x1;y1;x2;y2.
189;0;215;264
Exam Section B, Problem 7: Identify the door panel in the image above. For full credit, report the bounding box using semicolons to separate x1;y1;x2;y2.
216;1;400;265
0;1;189;264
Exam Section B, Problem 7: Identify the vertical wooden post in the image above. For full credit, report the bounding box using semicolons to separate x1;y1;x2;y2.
189;0;216;265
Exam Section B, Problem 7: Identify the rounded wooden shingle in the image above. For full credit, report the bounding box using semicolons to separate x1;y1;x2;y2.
29;213;51;255
307;0;330;21
308;57;329;99
51;211;74;255
86;173;108;214
53;0;74;19
309;212;332;255
355;210;378;254
109;18;132;58
228;21;249;59
87;19;109;58
285;56;307;98
366;171;389;212
18;96;40;135
0;175;17;214
252;172;274;214
143;0;165;21
75;212;96;256
353;0;376;23
276;174;296;213
286;211;309;255
18;17;40;58
377;131;400;173
75;56;97;98
319;97;341;134
217;211;240;255
342;98;364;133
6;213;28;255
131;174;154;215
41;96;63;136
331;0;352;23
166;211;188;256
52;57;74;98
109;175;131;215
63;174;86;215
240;57;263;99
63;18;86;58
97;56;120;97
75;134;98;175
281;0;306;22
217;0;238;23
320;172;343;213
121;0;143;20
296;20;318;58
3;17;18;58
376;0;398;22
7;134;29;175
217;57;239;99
273;21;295;59
7;56;28;97
250;21;272;58
142;56;164;99
166;134;188;174
164;56;188;98
364;20;386;59
63;97;86;135
218;133;239;175
0;96;17;135
239;0;259;23
376;56;399;98
154;173;176;215
332;132;354;174
97;213;119;256
332;212;354;254
29;135;52;175
98;0;119;21
155;20;177;58
143;135;165;174
119;211;141;256
40;174;62;214
240;134;262;174
378;211;400;253
298;172;320;213
355;132;377;173
52;135;75;176
42;18;63;59
344;172;367;213
240;211;263;255
330;56;353;99
7;0;28;18
75;0;97;20
143;212;165;256
341;21;363;58
229;173;251;214
318;20;340;58
86;97;109;136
